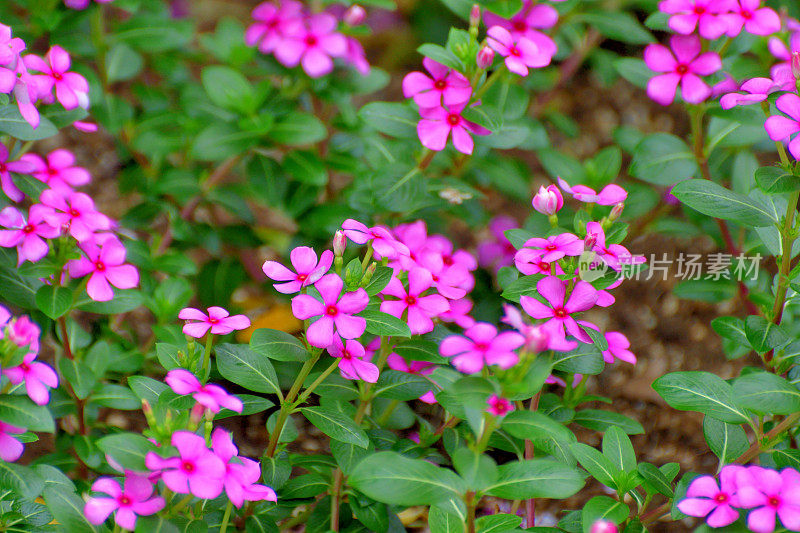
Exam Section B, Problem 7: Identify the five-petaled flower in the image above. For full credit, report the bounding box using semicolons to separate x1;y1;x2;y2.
291;273;369;348
644;34;722;106
177;307;251;338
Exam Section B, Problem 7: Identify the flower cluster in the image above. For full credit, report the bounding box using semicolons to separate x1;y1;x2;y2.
678;464;800;532
245;0;370;78
64;0;114;9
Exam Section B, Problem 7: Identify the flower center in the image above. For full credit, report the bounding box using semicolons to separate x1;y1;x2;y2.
325;305;339;317
434;79;447;90
53;72;62;81
443;255;453;265
297;274;308;282
20;362;29;371
513;20;526;32
208;317;219;324
69;208;80;217
538;261;550;271
22;224;34;234
447;113;460;126
405;295;417;305
509;45;521;57
768;496;781;508
305;35;318;47
118;495;132;506
741;9;752;18
553;307;568;318
95;261;106;272
714;493;728;504
181;460;195;473
474;342;489;352
545;244;557;251
693;5;706;14
675;63;689;75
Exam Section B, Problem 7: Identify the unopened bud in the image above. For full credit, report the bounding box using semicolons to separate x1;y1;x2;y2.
609;202;624;221
476;46;495;69
344;4;366;26
361;262;376;286
589;520;619;533
469;4;481;29
189;403;205;427
792;52;800;80
333;230;347;257
584;232;597;250
142;399;157;428
532;184;563;216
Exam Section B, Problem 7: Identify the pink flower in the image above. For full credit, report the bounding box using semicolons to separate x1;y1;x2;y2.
721;0;780;36
211;429;277;508
658;0;736;39
520;277;598;343
644;34;722;106
557;177;627;205
64;0;114;8
532;184;564;216
0;421;25;462
483;0;558;59
4;315;40;352
344;37;370;75
0;142;34;202
765;94;800;159
84;474;165;531
40;188;111;241
387;353;437;403
501;305;554;352
275;13;347;78
603;332;637;364
262;246;333;294
245;0;303;53
590;521;619;533
417;102;490;155
341;219;409;260
166;369;243;413
720;77;778;109
486;26;552;77
437;297;476;329
402;57;472;108
515;233;584;265
328;336;379;382
737;466;800;533
677;466;744;528
477;216;517;271
440;322;525;374
24;45;90;110
585;221;645;271
291;274;369;348
67;237;139;302
486;394;514;416
145;431;226;499
4;353;58;406
177;307;251;338
476;46;495;69
20;149;91;191
380;268;449;334
0;206;60;265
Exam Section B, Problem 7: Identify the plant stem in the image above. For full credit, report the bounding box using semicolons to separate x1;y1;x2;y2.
58;316;74;360
330;468;345;532
465;490;477;533
524;393;541;527
170;494;195;515
295;358;340;405
219;501;233;533
473;65;507;101
201;334;214;380
376;399;400;426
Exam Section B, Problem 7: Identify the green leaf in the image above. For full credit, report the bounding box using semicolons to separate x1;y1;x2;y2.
582;496;629;533
268;112;327;145
671;179;776;227
358;102;419;139
374;370;434;401
201;65;255;114
115;15;193;52
77;289;144;314
0;462;44;500
360;309;412;337
216;394;273;419
553;344;605;375
90;384;141;410
349;451;466;506
261;453;291;490
637;463;673;498
417;44;463;71
755;166;800;194
733;371;800;415
652;371;750;424
711;316;749;345
58;359;97;400
35;285;72;319
578;12;654;44
614;58;652;89
703;416;749;464
629;134;698;185
300;406;370;448
96;433;159;471
476;514;523;533
249;329;308;362
43;487;98;533
602;426;636;473
569;443;619;489
0;105;57;141
284;150;328;186
190;123;259;161
330;438;370;475
501;410;577;465
744;315;789;354
572;410;644;435
452;447;498;491
0;395;55;432
392;339;446;364
484;459;585;500
105;43;144;83
0;266;41;309
215;343;281;396
428;505;463;533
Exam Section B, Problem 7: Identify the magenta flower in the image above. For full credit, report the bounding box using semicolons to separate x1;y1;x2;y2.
0;25;41;129
20;149;91;191
0;421;25;462
603;332;637;364
437;297;476;329
0;142;34;203
501;304;552;352
40;188;111;241
736;466;800;533
64;0;114;8
4;353;58;406
515;233;584;265
177;307;250;338
644;34;722;106
440;322;525;374
387;353;437;403
328;336;379;383
589;521;619;533
166;369;243;414
344;37;370;75
720;77;777;109
477;216;518;271
274;13;347;78
532;184;564;216
84;474;165;531
262;246;333;294
245;0;303;53
721;0;780;36
520;277;598;343
424;233;478;272
557;177;627;205
402;57;472;108
765;94;800;159
4;315;40;352
417;102;490;155
211;429;277;508
0;206;60;265
486;26;552;77
341;219;410;260
677;466;744;528
486;394;514;417
483;1;558;59
658;0;735;39
585;221;645;271
24;45;89;110
291;274;369;348
380;269;449;335
67;236;139;302
145;431;226;499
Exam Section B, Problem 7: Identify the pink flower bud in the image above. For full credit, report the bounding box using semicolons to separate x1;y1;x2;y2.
190;403;205;425
792;52;800;81
344;5;366;26
470;4;481;28
486;394;514;416
477;46;495;69
526;325;549;352
584;232;597;250
531;185;563;216
333;230;347;257
590;520;619;533
610;202;624;221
